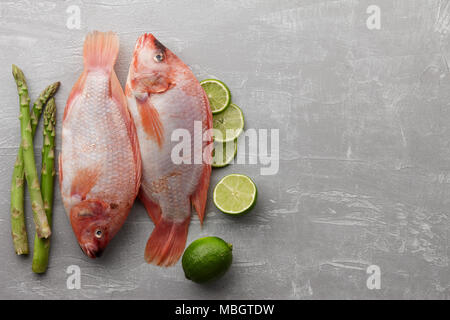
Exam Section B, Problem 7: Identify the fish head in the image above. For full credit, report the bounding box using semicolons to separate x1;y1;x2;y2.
129;33;174;95
70;199;112;258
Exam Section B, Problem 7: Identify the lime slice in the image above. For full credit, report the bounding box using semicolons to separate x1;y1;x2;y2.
200;79;231;114
182;236;233;283
213;104;244;142
213;174;257;215
212;140;237;168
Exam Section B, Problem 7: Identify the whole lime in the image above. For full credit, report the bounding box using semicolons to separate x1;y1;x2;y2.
182;236;233;283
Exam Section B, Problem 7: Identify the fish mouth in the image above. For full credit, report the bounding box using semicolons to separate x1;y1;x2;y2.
80;243;103;258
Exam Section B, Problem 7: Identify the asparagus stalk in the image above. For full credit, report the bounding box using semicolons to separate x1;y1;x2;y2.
32;99;56;273
10;149;28;254
10;81;60;254
12;65;51;239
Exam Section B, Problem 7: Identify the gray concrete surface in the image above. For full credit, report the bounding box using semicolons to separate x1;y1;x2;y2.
0;0;449;299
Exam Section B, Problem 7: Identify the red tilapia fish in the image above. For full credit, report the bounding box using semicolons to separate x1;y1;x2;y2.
126;34;213;266
60;31;141;258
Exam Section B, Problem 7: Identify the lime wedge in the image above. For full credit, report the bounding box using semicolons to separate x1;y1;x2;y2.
212;140;237;168
200;79;231;114
213;103;244;142
213;174;257;215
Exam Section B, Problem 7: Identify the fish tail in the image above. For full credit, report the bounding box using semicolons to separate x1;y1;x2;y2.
144;215;190;267
83;31;119;73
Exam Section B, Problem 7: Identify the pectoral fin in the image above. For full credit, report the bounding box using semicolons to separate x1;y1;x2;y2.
70;167;101;200
136;98;164;148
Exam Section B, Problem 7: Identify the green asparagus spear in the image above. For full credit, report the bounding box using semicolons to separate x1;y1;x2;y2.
30;82;60;133
32;99;56;273
12;65;51;239
10;82;60;255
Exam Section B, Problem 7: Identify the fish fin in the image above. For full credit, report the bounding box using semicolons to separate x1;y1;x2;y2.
63;71;87;121
201;84;214;133
131;119;142;193
200;85;214;163
136;98;164;147
70;167;100;199
58;154;63;186
145;215;190;267
111;70;142;193
139;191;161;224
125;83;132;97
110;70;127;108
189;87;213;224
83;31;119;73
191;164;211;225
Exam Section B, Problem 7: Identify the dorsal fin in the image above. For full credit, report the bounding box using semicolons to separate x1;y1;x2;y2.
110;70;142;193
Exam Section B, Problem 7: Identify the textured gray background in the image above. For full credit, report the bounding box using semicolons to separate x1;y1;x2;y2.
0;0;449;300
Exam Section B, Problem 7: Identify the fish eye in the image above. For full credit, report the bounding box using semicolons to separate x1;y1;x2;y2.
95;229;103;238
154;53;164;62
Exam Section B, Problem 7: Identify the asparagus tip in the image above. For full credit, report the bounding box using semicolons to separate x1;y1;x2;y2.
44;98;56;120
12;64;21;78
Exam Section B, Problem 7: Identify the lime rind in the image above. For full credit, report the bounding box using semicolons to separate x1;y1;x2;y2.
182;236;233;283
200;79;231;114
213;174;257;215
213;104;245;143
212;139;238;168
